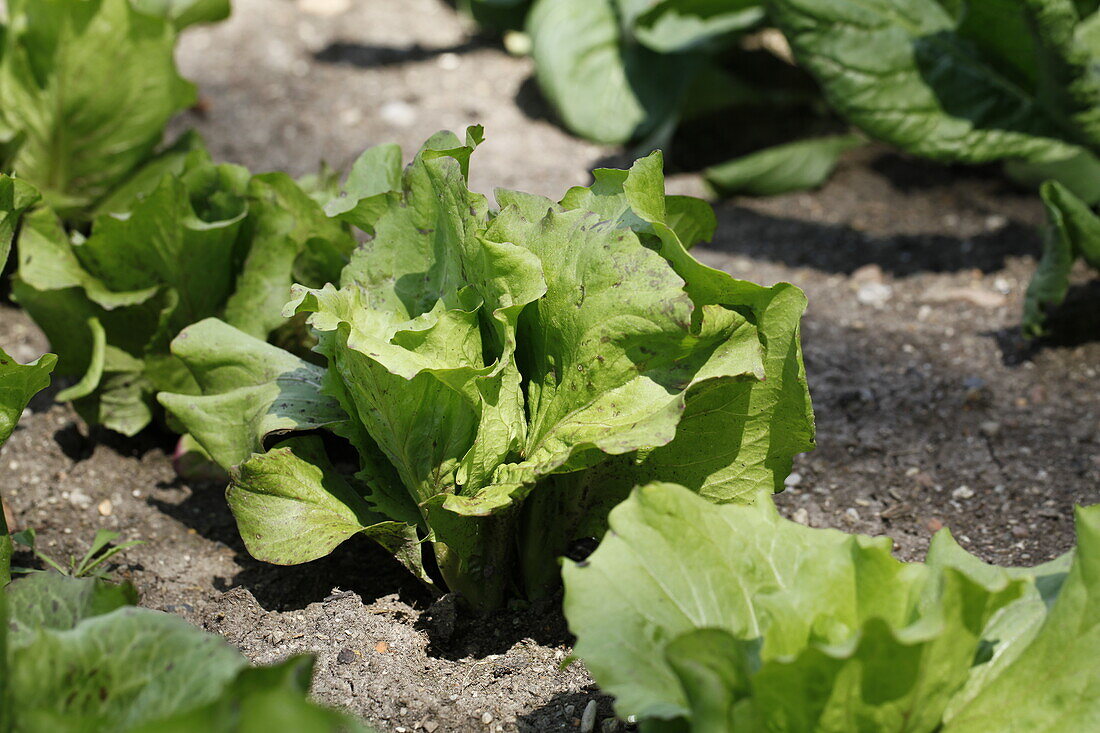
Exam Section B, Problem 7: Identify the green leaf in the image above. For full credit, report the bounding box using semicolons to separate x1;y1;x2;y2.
944;504;1100;731
90;130;210;218
769;0;1099;164
705;134;864;196
527;0;703;143
227;436;422;572
0;346;55;447
129;0;232;30
159;318;348;470
5;572;137;648
634;0;765;54
9;606;248;730
5;573;366;732
1004;146;1100;204
660;630;748;731
1022;179;1100;336
0;347;53;585
323;143;403;235
485;204;761;480
134;656;372;733
0;174;40;268
224;172;355;338
0;0;197;215
553;152;814;503
11;158;254;434
14;146;352;436
664;194;717;249
564;483;1030;730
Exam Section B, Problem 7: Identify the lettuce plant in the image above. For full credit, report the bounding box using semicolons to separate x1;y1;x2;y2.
1023;179;1100;335
770;0;1100;177
160;128;815;611
3;138;355;437
0;346;56;586
0;0;228;220
527;0;769;146
1;572;368;732
565;482;1100;732
769;0;1100;334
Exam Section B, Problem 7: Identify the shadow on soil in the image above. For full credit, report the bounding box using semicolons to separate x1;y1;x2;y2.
313;38;492;69
420;592;573;662
52;422;171;462
707;206;1041;277
515;689;617;733
988;282;1100;366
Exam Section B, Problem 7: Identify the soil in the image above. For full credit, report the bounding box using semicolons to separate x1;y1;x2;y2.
4;0;1100;731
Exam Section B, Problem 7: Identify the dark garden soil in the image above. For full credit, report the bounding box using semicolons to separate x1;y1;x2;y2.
3;0;1100;731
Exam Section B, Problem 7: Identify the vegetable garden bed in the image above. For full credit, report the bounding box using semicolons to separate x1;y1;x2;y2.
3;1;1100;731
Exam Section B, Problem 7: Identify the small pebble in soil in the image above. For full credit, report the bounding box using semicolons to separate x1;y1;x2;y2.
980;421;1001;438
69;490;92;509
337;648;359;664
581;700;598;733
792;507;809;525
481;712;493;725
856;282;893;307
380;100;416;128
952;486;975;500
784;472;802;488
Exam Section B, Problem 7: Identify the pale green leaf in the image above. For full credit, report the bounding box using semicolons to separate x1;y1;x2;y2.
944;504;1100;731
705;135;864;197
9;606;248;730
564;483;1029;729
227;437;418;568
5;572;137;648
129;0;231;30
159;318;347;470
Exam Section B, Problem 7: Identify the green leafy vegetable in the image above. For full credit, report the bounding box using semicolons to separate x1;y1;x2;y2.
6;143;355;435
1023;179;1100;336
0;175;39;268
705;134;864;196
2;572;368;732
0;0;223;219
13;527;143;579
130;0;232;30
162;129;815;611
564;482;1098;731
769;0;1099;167
527;0;711;144
0;346;56;585
769;0;1100;336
